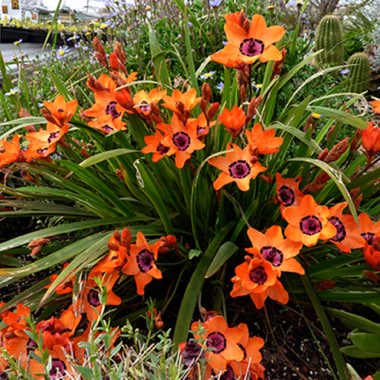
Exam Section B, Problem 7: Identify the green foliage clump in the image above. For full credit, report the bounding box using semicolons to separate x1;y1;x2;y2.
315;15;344;67
347;52;370;93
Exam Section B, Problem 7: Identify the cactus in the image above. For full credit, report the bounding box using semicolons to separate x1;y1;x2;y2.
315;15;344;67
347;52;370;93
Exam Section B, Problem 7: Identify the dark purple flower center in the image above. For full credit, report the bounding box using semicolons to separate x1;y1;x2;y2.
139;101;151;113
220;366;235;380
228;160;251;179
49;359;66;379
37;148;49;154
181;340;204;367
102;124;114;133
137;249;154;272
0;372;8;380
300;215;322;235
172;132;191;151
329;217;346;242
278;185;295;206
206;332;226;354
239;38;264;57
361;232;375;245
87;289;101;307
48;132;59;143
250;266;268;284
27;338;37;354
260;246;283;267
156;143;170;155
57;108;64;113
106;101;121;118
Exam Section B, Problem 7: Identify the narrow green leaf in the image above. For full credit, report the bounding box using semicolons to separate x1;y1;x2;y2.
205;242;238;278
288;157;357;223
307;106;368;130
326;308;380;335
79;149;139;167
340;346;380;359
350;332;380;353
0;218;130;252
173;222;234;345
149;25;171;87
49;70;70;99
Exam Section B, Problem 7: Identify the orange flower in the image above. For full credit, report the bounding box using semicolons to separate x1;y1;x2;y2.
209;143;266;191
45;263;75;295
0;135;20;167
75;271;121;322
186;113;215;137
283;195;336;247
89;229;130;277
29;346;75;379
2;304;30;331
245;225;304;275
358;213;380;247
24;123;69;162
42;95;78;127
162;88;201;115
83;74;125;123
230;257;277;297
218;106;246;138
246;123;283;155
362;121;380;157
88;115;126;134
36;306;81;350
157;115;205;169
364;240;380;271
275;173;304;214
121;231;162;295
133;88;166;116
191;315;244;373
230;323;265;379
26;123;69;145
328;202;365;253
211;13;285;68
141;129;174;163
370;99;380;113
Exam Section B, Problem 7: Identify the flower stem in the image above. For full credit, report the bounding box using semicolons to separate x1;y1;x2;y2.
302;275;349;380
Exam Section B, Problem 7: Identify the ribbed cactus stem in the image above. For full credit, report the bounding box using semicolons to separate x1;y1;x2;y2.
315;15;344;67
347;52;370;93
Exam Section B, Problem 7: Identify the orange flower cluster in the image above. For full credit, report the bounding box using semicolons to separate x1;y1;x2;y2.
230;173;380;309
180;315;265;379
46;229;175;323
0;96;77;168
209;123;283;191
0;302;118;379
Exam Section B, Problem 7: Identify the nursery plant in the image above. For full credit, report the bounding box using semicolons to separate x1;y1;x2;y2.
0;1;380;379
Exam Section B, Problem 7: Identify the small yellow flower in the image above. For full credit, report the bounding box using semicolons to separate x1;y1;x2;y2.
267;5;275;10
255;84;263;89
312;112;321;119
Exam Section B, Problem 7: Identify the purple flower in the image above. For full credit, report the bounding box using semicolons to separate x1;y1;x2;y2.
188;21;193;28
56;46;69;59
340;68;350;75
209;0;222;7
216;81;224;91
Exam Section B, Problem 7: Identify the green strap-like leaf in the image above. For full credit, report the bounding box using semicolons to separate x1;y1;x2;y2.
79;149;139;167
173;222;234;345
205;241;239;278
